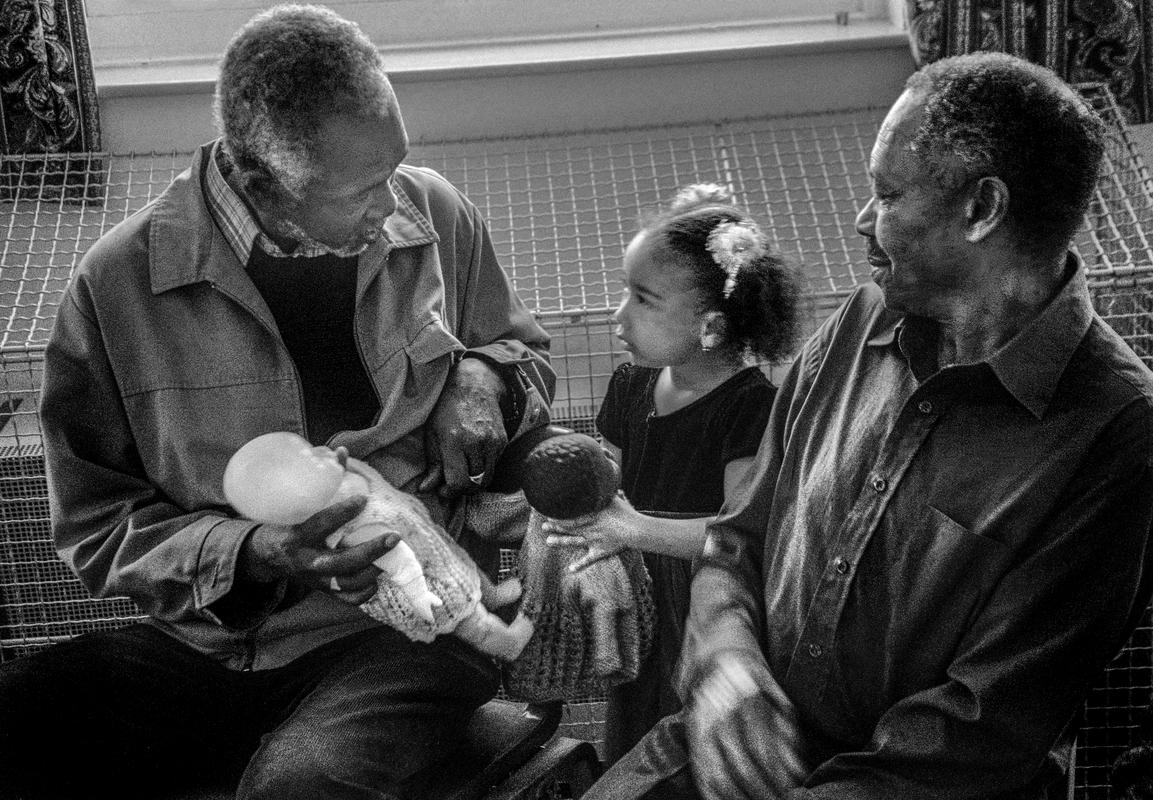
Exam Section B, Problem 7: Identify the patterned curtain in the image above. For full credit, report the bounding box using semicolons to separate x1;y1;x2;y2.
906;0;1153;123
0;0;101;154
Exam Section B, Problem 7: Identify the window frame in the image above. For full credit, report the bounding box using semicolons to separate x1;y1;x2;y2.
85;0;896;70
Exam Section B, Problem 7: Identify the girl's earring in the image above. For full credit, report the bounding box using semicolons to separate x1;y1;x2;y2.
698;312;724;354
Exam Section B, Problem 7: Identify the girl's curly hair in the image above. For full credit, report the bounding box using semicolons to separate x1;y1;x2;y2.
640;183;804;365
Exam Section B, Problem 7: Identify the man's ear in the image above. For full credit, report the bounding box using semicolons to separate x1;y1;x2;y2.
963;176;1010;244
698;311;726;350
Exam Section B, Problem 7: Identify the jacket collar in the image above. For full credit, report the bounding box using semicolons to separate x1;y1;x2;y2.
149;141;439;294
866;253;1094;419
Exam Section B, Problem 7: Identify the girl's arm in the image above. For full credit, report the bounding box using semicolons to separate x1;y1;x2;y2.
543;455;755;568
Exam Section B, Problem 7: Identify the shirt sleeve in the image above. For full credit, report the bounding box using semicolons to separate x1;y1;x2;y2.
717;378;776;465
792;400;1153;799
40;285;284;631
595;363;632;450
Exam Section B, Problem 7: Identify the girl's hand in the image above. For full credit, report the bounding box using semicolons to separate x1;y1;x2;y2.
542;493;640;572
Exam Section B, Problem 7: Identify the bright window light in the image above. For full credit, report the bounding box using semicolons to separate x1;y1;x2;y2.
85;0;895;68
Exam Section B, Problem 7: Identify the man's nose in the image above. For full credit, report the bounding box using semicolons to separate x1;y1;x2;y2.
855;197;876;237
611;298;627;324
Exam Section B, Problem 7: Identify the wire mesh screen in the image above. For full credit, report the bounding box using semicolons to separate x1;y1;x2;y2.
1079;281;1153;799
1074;84;1153;800
1080;85;1153;282
1;86;1152;791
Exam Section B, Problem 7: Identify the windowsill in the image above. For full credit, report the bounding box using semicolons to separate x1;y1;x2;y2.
95;18;909;98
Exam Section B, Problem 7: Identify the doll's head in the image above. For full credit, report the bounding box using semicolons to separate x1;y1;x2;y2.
223;431;349;525
521;432;620;519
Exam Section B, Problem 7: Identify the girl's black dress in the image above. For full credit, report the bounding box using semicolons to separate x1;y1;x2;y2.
595;362;776;765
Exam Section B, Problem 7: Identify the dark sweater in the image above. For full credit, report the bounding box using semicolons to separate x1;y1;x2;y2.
247;248;379;445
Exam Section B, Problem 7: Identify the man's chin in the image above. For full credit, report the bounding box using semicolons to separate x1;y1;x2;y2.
298;236;372;258
275;220;377;258
871;269;908;311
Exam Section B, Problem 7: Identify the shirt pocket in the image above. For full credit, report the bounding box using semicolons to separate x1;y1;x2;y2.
363;318;464;445
838;503;1014;709
920;502;1009;572
901;504;1011;649
401;317;463;399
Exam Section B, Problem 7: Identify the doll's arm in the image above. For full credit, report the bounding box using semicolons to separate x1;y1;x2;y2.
328;521;443;623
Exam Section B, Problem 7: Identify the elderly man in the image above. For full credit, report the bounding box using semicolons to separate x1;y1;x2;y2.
0;5;552;799
586;52;1153;800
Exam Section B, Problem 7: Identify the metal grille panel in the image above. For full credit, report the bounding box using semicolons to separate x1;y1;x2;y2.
2;88;1152;790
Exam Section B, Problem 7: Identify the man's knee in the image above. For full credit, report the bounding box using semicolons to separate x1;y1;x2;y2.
238;730;401;800
0;654;44;724
237;737;332;800
0;655;79;797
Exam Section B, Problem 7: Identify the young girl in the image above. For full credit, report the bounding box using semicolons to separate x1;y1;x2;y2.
543;183;802;765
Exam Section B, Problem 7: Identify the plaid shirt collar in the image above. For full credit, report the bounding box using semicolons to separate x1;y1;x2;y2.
204;141;339;262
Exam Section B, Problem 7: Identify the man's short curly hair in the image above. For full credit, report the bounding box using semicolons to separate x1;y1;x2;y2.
214;4;394;198
905;52;1106;259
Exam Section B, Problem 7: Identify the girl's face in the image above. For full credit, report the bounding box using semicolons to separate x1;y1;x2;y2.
612;231;707;368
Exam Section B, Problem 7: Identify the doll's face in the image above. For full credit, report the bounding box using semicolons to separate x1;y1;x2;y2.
306;444;345;473
223;432;347;525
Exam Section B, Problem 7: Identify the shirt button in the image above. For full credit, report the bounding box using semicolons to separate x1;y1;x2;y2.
808;643;823;658
918;400;933;414
872;476;887;493
834;557;850;575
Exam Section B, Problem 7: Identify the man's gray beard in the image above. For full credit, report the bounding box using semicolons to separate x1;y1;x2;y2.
276;219;375;258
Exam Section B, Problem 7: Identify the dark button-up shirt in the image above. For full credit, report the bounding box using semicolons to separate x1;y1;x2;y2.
687;259;1153;798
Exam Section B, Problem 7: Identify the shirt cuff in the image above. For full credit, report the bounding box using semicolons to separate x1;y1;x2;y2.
460;350;532;436
195;518;286;630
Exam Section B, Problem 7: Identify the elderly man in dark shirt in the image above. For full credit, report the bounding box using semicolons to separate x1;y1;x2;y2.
585;52;1153;800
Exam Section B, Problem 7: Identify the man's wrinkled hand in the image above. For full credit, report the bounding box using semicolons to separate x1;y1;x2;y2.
419;357;508;498
688;651;809;800
240;494;397;605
